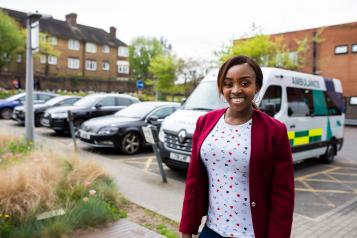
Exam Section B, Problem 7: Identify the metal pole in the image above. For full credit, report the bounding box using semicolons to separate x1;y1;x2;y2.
150;125;167;183
25;17;34;143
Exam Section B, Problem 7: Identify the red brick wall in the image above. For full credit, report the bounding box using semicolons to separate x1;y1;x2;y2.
269;22;357;96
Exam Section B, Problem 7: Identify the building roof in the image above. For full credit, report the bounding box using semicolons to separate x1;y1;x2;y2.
0;7;127;47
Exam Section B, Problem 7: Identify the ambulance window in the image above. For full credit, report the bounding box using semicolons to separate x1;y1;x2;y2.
287;87;313;117
324;91;344;115
260;85;282;116
312;90;328;116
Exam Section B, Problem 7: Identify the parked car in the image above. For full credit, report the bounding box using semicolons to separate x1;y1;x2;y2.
41;93;140;133
0;92;58;119
78;101;180;154
12;95;82;126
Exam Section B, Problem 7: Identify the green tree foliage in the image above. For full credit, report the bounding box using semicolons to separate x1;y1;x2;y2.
0;10;24;70
217;30;309;70
128;36;167;82
149;54;177;95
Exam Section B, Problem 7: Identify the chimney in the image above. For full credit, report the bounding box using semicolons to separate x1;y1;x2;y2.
110;26;116;40
66;13;77;26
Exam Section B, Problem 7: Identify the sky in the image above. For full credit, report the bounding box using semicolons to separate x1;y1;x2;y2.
1;0;356;61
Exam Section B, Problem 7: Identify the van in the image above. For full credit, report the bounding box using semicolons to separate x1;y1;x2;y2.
158;67;345;170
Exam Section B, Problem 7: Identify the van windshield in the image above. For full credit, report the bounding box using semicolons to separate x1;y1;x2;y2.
182;81;227;110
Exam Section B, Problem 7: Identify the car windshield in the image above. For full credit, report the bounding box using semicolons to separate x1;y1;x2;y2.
182;81;227;110
73;95;100;107
44;96;67;106
5;93;25;101
114;103;158;119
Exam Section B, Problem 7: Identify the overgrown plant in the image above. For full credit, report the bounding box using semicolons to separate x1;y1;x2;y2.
0;137;126;238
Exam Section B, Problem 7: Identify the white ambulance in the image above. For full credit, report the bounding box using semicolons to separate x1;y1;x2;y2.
158;67;345;170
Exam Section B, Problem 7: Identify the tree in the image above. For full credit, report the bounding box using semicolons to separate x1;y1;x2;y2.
148;54;177;98
176;58;214;97
128;36;168;83
216;27;309;70
0;10;24;71
35;32;60;76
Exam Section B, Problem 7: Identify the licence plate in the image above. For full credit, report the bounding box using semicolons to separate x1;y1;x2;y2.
41;118;49;126
170;152;190;163
79;130;91;140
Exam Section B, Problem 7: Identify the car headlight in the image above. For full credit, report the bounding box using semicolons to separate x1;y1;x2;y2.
51;111;68;119
97;127;119;135
158;127;165;142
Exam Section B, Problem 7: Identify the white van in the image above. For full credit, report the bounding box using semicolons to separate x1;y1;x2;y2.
158;67;345;170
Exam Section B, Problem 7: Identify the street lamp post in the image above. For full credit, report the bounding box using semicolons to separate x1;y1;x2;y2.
25;12;51;143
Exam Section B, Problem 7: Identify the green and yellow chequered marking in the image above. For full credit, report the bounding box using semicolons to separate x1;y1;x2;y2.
288;128;323;146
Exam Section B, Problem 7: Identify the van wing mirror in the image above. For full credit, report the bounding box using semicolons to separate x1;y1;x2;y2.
261;103;276;117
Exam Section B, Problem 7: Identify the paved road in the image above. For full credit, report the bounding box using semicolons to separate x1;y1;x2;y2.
2;120;357;219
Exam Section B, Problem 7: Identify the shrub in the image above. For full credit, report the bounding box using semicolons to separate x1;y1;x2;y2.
0;137;126;237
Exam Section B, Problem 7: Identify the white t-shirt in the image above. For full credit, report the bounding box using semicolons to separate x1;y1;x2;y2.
200;115;255;237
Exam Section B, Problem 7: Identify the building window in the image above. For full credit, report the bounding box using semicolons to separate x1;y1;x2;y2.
352;44;357;53
16;54;22;63
48;56;57;65
68;39;80;51
117;60;129;74
102;61;110;71
40;55;46;64
102;45;110;53
86;60;97;71
335;45;348;55
86;42;97;53
118;46;129;57
48;37;57;45
68;58;80;69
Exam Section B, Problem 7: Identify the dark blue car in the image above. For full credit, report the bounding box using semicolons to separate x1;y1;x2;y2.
0;92;58;119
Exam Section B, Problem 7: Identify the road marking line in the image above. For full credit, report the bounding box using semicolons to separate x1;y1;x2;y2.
299;180;336;207
329;172;357;176
324;173;357;193
143;157;154;172
296;188;357;194
304;178;357;184
295;167;340;180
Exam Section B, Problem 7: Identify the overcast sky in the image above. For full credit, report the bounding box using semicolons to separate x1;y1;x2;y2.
1;0;356;60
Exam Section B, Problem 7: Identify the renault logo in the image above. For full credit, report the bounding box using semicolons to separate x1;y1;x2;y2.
178;130;187;144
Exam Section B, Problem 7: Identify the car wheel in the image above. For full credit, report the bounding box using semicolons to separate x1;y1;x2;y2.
321;143;336;163
121;132;141;154
0;108;13;119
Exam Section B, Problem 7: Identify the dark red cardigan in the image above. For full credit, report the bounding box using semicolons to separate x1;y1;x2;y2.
179;109;294;238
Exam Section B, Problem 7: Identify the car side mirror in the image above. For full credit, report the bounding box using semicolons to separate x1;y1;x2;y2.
261;103;276;117
95;104;102;109
146;115;159;124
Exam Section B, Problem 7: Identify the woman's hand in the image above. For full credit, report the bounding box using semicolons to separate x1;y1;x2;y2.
182;233;193;238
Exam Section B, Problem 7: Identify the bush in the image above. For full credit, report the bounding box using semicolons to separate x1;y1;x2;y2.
0;137;126;237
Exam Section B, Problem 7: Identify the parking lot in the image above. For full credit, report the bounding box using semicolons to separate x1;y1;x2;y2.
2;120;357;219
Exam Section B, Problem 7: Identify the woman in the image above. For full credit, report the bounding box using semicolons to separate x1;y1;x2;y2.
180;56;294;238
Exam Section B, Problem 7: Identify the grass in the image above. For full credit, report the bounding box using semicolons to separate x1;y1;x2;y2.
0;136;126;238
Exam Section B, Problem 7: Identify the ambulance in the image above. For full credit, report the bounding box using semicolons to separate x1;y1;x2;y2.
158;67;345;170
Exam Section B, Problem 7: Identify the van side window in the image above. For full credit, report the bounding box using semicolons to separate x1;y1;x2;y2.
260;85;282;116
287;88;313;117
312;90;328;116
324;92;344;115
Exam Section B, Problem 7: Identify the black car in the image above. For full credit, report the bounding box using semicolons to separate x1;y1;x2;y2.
12;95;82;126
41;93;139;133
78;101;180;154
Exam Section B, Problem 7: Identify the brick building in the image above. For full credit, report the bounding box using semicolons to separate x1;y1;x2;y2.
1;7;130;81
234;22;357;97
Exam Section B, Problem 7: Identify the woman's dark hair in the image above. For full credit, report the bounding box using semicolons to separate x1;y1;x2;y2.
217;55;263;94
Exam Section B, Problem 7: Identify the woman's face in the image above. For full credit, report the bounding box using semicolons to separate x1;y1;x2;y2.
222;63;257;113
